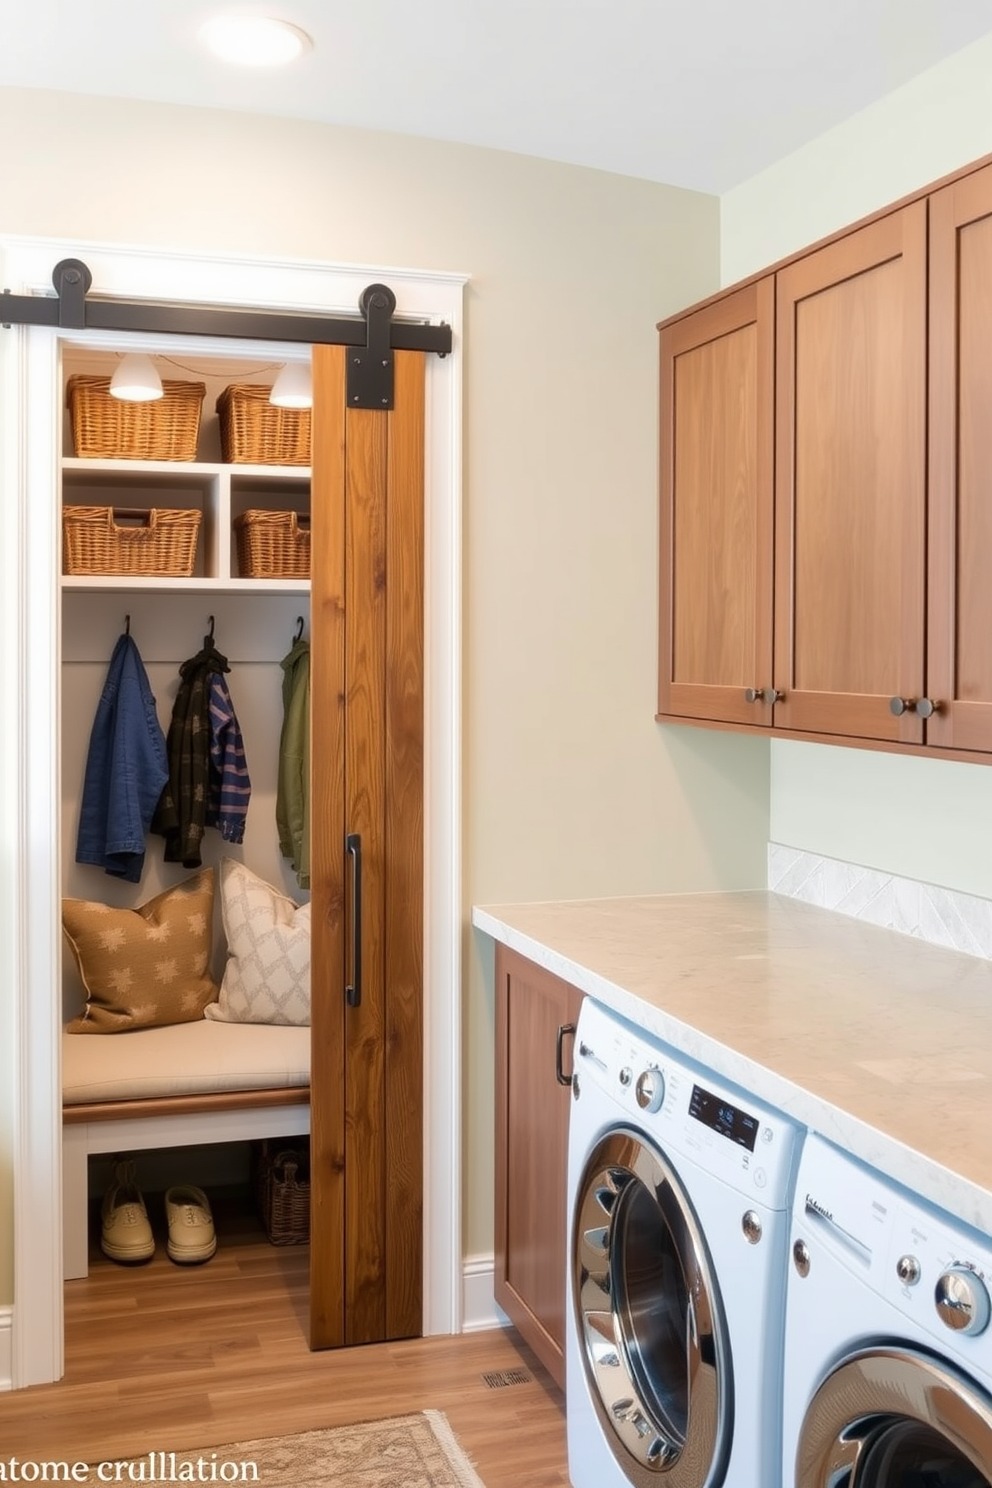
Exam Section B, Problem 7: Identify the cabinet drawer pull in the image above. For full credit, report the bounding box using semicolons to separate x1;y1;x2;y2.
556;1022;576;1087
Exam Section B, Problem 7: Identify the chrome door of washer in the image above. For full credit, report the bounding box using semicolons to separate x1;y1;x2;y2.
572;1126;732;1488
795;1346;992;1487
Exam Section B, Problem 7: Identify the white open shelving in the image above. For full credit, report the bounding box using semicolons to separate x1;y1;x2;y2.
61;457;312;593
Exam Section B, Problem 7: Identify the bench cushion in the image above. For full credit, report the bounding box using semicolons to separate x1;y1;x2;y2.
62;1019;310;1105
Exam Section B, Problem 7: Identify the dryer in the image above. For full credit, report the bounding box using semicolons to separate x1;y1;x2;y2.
783;1133;992;1487
566;997;801;1488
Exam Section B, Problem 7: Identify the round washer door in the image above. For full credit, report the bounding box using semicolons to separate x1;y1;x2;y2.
572;1126;732;1488
796;1346;992;1487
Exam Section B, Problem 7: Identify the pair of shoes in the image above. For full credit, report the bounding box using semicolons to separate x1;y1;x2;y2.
101;1158;155;1264
100;1163;217;1266
165;1185;217;1264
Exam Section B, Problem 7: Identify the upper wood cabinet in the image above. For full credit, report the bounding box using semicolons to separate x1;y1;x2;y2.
774;202;928;745
658;279;775;727
927;161;992;752
658;154;992;763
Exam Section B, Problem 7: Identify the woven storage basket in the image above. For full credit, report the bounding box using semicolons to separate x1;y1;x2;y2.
67;376;205;461
234;509;311;578
217;384;311;466
254;1140;310;1246
62;505;202;577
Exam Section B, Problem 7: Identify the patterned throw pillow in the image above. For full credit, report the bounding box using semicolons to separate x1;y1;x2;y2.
205;858;311;1026
64;869;218;1033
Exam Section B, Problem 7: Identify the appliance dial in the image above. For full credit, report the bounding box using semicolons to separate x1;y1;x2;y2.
619;1067;633;1088
793;1239;811;1278
935;1266;991;1336
634;1067;665;1113
896;1254;921;1287
741;1210;762;1245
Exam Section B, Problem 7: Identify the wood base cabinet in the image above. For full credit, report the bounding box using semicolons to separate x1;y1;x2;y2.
658;150;992;764
494;945;582;1389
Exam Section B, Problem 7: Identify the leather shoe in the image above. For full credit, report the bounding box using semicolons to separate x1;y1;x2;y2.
101;1158;155;1264
165;1185;217;1263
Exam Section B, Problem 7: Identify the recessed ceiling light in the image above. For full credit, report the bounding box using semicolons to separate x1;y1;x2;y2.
199;15;313;68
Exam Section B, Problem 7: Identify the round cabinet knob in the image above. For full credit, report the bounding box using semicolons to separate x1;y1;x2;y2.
634;1067;665;1113
744;688;763;704
762;689;784;705
889;697;916;717
935;1267;991;1336
914;698;940;718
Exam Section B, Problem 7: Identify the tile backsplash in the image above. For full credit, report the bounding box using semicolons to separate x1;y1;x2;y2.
768;843;992;961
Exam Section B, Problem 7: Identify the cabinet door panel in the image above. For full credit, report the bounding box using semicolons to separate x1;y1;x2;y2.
928;165;992;751
495;946;581;1388
658;280;774;726
775;205;927;742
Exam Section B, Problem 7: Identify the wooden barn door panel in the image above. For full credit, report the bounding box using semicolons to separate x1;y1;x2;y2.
309;345;425;1349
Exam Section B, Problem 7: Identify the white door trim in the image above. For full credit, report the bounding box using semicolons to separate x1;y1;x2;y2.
0;235;465;1386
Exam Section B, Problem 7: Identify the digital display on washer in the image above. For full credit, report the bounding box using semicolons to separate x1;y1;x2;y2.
689;1084;759;1152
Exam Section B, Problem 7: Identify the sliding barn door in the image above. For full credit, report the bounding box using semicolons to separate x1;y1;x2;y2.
309;344;425;1348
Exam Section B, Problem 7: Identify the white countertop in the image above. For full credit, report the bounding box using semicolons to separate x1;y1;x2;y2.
473;891;992;1237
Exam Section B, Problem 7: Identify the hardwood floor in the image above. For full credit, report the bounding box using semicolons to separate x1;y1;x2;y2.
0;1192;569;1486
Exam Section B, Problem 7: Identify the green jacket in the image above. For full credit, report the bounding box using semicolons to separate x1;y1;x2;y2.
277;638;310;890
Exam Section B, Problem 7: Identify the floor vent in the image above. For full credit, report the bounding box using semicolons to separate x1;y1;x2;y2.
481;1367;532;1389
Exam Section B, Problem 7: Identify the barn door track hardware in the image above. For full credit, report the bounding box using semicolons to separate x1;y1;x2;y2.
1;258;452;410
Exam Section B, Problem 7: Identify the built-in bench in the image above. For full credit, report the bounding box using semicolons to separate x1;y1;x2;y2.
62;1021;310;1279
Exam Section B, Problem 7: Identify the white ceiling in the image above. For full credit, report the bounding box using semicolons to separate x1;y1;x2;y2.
3;1;992;193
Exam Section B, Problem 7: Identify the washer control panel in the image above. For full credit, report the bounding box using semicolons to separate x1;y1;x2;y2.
794;1134;992;1366
573;997;799;1208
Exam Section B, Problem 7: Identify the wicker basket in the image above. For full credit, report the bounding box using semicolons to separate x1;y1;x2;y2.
67;376;205;461
254;1140;310;1246
62;504;201;577
217;384;311;466
234;509;311;578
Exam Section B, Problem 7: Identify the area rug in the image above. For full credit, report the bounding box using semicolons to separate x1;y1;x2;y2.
122;1412;487;1488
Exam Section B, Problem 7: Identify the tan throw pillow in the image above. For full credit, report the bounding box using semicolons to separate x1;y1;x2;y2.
64;869;218;1033
205;858;311;1026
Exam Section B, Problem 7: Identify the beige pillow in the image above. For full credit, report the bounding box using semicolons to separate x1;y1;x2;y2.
205;858;311;1026
64;869;218;1033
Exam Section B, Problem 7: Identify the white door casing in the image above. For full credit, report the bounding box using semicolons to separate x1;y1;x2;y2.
0;236;465;1386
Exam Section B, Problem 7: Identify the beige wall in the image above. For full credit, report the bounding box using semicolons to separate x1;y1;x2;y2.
721;33;992;902
0;85;774;1305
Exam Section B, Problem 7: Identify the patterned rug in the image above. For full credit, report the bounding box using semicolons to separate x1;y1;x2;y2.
126;1413;487;1488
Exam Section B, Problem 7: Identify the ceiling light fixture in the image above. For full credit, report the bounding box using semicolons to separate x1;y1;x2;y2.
270;362;313;409
199;15;313;68
109;353;164;402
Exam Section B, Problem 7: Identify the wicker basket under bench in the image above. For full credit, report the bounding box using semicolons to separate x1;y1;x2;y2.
61;1022;310;1279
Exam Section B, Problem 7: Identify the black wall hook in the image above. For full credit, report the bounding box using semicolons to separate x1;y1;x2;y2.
294;615;305;642
205;615;215;646
124;614;131;636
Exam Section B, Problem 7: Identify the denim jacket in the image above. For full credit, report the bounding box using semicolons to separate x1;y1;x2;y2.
76;633;169;883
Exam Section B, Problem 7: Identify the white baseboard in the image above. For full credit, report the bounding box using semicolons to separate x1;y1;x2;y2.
0;1306;12;1390
461;1253;505;1333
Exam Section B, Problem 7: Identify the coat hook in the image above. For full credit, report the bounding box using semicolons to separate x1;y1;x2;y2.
124;613;131;636
294;615;304;642
206;615;215;641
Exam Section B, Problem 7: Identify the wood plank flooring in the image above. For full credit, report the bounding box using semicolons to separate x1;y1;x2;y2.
0;1192;569;1487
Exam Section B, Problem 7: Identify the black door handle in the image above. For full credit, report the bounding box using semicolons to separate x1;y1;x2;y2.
346;832;362;1008
556;1022;576;1087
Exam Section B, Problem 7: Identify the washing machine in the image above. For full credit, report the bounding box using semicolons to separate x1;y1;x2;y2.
566;997;801;1488
782;1133;992;1487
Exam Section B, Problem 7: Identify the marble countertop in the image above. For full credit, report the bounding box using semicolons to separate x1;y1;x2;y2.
473;891;992;1236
